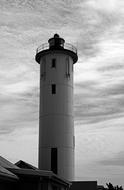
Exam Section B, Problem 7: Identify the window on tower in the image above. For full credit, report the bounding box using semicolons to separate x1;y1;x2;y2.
52;58;56;68
52;84;56;94
51;148;58;174
41;58;46;80
66;57;70;78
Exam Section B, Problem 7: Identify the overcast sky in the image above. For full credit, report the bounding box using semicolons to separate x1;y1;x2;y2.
0;0;124;187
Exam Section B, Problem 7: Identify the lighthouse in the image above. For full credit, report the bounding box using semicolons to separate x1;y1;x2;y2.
35;34;78;181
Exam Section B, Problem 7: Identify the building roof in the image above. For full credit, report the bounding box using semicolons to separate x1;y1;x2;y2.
15;160;38;170
9;168;51;177
0;156;19;181
70;181;97;190
0;156;19;169
9;167;70;186
0;165;18;180
15;160;70;185
0;156;70;186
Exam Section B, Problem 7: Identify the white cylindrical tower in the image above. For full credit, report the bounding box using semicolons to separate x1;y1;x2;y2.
35;34;78;181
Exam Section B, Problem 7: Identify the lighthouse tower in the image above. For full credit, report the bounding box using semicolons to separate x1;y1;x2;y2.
35;34;78;181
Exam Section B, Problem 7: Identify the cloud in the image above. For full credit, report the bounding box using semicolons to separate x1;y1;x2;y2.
0;86;39;134
100;151;124;166
74;77;124;124
0;0;124;137
75;120;124;184
0;0;124;186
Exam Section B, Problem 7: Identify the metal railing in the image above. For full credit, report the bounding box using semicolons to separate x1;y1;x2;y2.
36;43;49;53
36;43;77;54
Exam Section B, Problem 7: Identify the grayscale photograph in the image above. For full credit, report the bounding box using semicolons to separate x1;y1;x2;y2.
0;0;124;190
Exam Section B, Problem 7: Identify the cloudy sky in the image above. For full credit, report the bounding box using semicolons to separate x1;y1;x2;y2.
0;0;124;187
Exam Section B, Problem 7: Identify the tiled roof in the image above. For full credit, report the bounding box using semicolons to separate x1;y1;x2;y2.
0;156;19;169
9;168;70;185
9;168;53;177
0;157;70;186
0;165;18;180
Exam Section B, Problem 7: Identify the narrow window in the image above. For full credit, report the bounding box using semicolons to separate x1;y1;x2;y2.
66;57;70;78
52;58;56;68
52;84;56;94
41;58;46;80
51;148;58;174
